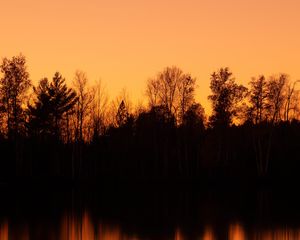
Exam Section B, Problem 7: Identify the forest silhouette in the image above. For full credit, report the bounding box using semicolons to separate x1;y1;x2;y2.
0;54;300;184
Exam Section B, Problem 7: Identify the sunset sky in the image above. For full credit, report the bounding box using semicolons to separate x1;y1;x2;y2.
1;0;300;112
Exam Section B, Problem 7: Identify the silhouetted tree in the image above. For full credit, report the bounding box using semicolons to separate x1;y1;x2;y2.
177;74;196;125
146;66;197;123
0;54;31;139
73;71;93;142
284;80;300;121
90;79;109;140
28;72;77;141
247;75;269;124
247;74;290;176
146;67;179;115
247;74;298;124
208;68;247;128
116;100;129;127
266;74;287;123
27;78;53;138
146;77;160;108
108;88;132;127
182;103;206;130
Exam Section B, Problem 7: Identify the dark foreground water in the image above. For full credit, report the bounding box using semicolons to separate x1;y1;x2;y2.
0;183;300;240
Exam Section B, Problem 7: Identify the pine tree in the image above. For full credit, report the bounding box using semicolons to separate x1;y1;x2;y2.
27;72;77;140
116;100;129;127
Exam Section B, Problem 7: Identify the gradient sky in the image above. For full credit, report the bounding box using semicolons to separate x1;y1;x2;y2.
1;0;300;112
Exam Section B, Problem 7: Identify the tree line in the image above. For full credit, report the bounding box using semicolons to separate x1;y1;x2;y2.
0;54;300;182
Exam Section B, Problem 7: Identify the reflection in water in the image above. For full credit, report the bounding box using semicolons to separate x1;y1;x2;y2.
13;225;30;240
253;229;300;240
229;223;245;240
0;221;8;240
60;212;139;240
61;212;95;240
174;228;184;240
98;224;122;240
2;187;300;240
202;226;215;240
2;215;300;240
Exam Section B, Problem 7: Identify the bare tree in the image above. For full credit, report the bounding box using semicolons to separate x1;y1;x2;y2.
72;71;94;142
134;99;147;118
247;74;299;124
283;80;300;121
290;89;300;119
177;74;196;124
90;79;109;138
146;78;160;108
146;66;197;124
249;74;290;177
109;88;132;127
266;74;287;124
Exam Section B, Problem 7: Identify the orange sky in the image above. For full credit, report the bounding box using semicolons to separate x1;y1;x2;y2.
1;0;300;112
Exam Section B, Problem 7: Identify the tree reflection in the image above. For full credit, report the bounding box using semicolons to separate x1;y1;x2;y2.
1;215;300;240
0;221;8;240
229;223;245;240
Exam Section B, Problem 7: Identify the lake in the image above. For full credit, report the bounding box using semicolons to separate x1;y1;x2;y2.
0;183;299;239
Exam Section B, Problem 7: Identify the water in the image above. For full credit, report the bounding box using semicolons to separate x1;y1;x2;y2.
0;184;300;239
